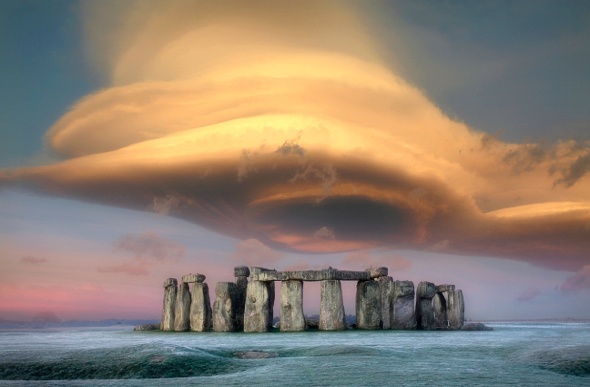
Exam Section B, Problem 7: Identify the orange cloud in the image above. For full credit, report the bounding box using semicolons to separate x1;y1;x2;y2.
0;0;589;274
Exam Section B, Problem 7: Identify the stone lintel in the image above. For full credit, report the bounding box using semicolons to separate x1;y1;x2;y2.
366;267;388;278
250;267;371;282
164;278;178;288
182;273;206;283
234;266;250;277
436;284;455;293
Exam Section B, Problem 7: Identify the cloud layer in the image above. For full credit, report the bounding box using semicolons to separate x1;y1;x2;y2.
1;1;589;272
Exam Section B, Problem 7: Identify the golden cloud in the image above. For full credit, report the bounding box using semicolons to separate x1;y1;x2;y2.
1;1;589;271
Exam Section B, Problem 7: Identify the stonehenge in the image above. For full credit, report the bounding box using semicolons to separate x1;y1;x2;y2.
160;266;466;333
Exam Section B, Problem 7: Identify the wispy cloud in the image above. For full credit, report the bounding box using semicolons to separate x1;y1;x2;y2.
516;288;541;303
19;256;48;265
560;265;590;292
98;232;185;276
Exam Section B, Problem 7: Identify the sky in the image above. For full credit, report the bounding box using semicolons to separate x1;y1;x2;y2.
1;0;589;322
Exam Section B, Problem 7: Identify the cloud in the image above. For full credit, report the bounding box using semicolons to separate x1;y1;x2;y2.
98;232;185;276
0;0;589;274
19;256;48;265
232;238;284;266
342;251;412;273
516;288;541;303
560;265;590;292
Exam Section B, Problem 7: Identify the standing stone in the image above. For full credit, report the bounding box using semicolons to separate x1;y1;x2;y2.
416;281;436;330
433;292;448;329
376;276;394;329
392;280;416;329
448;289;465;329
190;282;212;332
161;278;177;331
174;282;191;331
244;280;274;332
319;280;346;331
212;282;238;332
280;280;305;332
356;280;382;330
234;266;250;332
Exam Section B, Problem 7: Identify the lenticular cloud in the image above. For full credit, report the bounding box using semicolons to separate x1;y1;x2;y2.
1;1;589;270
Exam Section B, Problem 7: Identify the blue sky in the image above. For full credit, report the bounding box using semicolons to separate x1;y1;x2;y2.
1;0;589;322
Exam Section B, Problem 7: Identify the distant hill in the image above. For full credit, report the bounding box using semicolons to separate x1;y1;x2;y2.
0;318;160;329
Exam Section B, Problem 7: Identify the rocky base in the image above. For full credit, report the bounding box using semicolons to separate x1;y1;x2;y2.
134;323;160;331
461;322;493;331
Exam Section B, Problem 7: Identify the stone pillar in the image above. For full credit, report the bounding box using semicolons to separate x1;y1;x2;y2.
161;278;177;331
448;289;465;329
392;280;416;329
280;280;305;332
190;278;212;332
234;266;249;331
432;292;448;329
356;280;382;330
376;276;394;329
243;280;274;332
174;282;191;331
319;280;346;331
416;281;436;330
212;282;238;332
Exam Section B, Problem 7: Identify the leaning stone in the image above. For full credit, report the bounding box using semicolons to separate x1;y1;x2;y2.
319;280;346;330
174;282;191;331
376;276;394;329
161;278;177;331
356;280;382;330
433;292;448;329
392;280;416;329
280;280;305;332
234;266;250;277
213;282;238;332
182;273;206;283
190;282;212;332
244;280;274;332
366;267;388;279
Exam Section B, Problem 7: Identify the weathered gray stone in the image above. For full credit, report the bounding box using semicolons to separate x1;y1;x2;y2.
212;282;238;332
174;282;191;331
356;280;382;329
234;266;250;277
417;281;437;299
392;280;416;329
280;280;305;332
182;273;206;283
234;275;248;331
448;289;465;329
436;284;455;293
416;281;436;330
433;292;448;329
250;267;371;282
244;280;274;332
190;282;212;332
376;276;394;329
319;280;346;330
367;267;388;279
161;278;177;331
